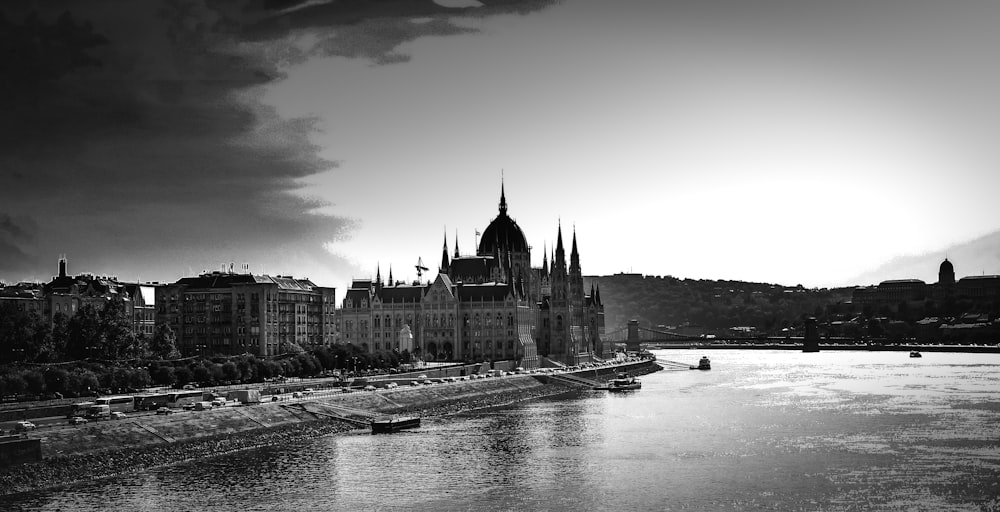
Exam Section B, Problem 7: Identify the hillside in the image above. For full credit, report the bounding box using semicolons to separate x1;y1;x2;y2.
585;274;854;336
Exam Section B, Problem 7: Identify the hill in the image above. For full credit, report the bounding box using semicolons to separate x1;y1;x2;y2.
585;274;854;336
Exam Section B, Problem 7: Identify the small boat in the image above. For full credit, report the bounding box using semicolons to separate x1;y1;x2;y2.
594;372;641;391
371;416;421;434
909;351;922;358
690;356;711;370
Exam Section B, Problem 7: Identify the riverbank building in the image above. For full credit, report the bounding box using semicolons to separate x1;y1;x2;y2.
338;185;608;368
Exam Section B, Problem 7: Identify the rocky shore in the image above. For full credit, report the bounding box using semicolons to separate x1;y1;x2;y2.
0;379;581;497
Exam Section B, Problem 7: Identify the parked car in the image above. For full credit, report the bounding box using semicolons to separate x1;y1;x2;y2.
110;412;127;420
182;384;197;390
422;379;433;385
363;385;376;391
385;382;398;389
292;392;303;398
68;417;88;425
418;374;428;379
410;381;421;387
14;420;36;431
155;407;175;415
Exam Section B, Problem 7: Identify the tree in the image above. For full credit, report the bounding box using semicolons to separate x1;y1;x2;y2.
67;304;102;359
173;366;193;387
98;297;136;360
218;361;238;383
149;323;180;360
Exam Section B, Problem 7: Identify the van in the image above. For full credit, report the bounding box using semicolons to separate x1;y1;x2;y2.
194;401;214;411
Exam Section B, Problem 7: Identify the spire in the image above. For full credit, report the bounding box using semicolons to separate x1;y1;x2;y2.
595;283;602;305
389;266;394;285
454;230;460;258
499;176;508;215
440;230;450;274
376;264;381;284
541;242;549;276
571;226;579;258
555;220;564;255
570;225;581;274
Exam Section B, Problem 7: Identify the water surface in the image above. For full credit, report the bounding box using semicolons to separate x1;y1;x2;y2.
5;350;999;511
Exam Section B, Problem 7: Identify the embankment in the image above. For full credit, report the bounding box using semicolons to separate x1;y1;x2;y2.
0;360;659;496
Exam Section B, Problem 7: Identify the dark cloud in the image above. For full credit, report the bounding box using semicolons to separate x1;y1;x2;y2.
0;0;553;283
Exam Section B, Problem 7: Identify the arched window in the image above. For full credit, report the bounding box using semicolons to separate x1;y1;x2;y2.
507;313;514;327
556;315;563;330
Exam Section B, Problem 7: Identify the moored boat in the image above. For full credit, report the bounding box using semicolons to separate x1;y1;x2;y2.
595;372;641;391
371;416;421;434
909;350;922;358
691;356;711;370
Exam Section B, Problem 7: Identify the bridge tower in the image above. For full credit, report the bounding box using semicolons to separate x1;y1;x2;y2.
626;320;641;353
803;317;820;352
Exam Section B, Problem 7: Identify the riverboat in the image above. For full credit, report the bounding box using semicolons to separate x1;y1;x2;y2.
371;416;421;434
594;372;641;391
691;356;711;370
909;350;922;358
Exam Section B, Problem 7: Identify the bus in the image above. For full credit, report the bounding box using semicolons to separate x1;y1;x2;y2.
134;393;170;411
66;401;95;418
94;395;135;413
167;390;205;408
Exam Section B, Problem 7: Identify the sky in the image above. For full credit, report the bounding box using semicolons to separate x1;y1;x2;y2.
2;0;999;299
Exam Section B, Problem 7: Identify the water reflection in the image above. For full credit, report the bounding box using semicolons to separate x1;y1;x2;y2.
4;350;1000;511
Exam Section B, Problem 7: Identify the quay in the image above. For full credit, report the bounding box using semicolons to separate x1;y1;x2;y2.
0;358;660;496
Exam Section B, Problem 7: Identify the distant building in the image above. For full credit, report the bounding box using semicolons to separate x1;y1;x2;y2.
156;271;336;357
336;185;607;367
852;258;1000;310
0;257;152;335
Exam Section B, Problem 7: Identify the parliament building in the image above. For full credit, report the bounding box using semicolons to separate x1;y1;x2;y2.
338;186;608;367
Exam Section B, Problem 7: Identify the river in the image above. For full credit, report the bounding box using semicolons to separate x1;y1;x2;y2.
3;349;999;511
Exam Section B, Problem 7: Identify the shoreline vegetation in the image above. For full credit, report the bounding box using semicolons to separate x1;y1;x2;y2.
0;367;662;498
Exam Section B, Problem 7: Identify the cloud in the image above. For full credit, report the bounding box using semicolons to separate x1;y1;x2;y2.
0;0;554;284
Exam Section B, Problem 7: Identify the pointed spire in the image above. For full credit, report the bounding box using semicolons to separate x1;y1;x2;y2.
454;229;460;258
571;225;579;258
499;174;508;215
570;225;581;274
595;283;602;305
389;266;394;285
555;220;566;271
440;230;450;274
541;241;549;276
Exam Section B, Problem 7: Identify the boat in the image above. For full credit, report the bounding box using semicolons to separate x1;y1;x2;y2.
370;416;421;434
594;372;641;391
909;350;922;358
690;356;711;370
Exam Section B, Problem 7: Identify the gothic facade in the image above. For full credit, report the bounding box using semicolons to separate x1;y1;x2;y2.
337;185;608;367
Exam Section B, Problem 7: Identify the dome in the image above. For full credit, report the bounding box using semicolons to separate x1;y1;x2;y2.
479;213;529;255
939;258;955;285
478;186;529;255
939;258;954;274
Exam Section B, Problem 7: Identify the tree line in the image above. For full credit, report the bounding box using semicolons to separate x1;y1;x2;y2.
0;300;412;401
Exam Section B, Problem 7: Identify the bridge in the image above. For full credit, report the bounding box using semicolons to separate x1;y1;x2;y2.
605;320;825;352
603;320;709;352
